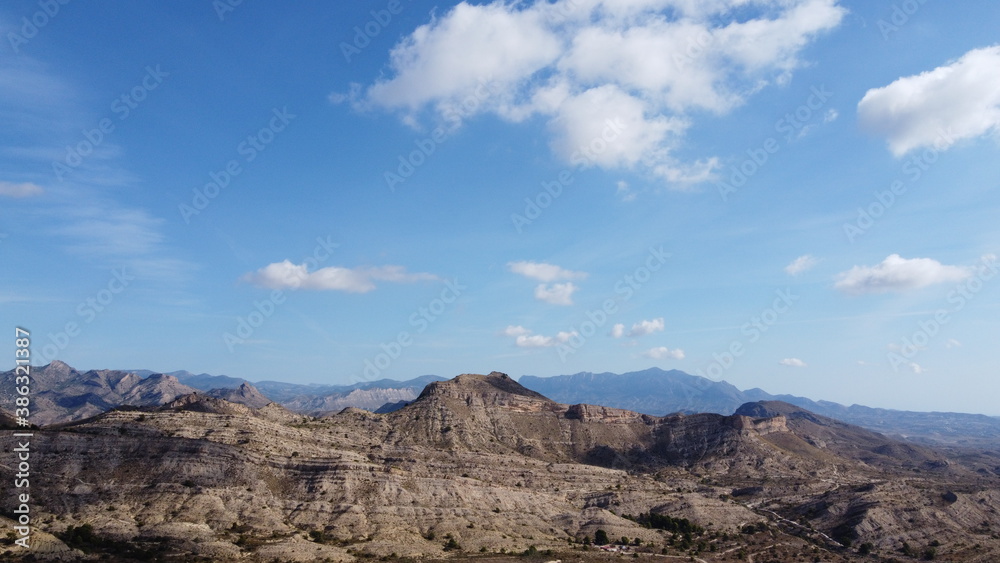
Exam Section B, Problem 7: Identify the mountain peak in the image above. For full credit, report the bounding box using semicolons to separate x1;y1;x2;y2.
435;371;550;399
412;371;556;412
735;401;829;425
207;382;271;408
43;360;76;374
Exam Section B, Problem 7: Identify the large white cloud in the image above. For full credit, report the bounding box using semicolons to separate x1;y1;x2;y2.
349;0;845;186
858;45;1000;156
834;254;971;295
243;260;437;293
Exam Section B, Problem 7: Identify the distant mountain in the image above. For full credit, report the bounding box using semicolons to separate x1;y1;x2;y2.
520;368;747;415
0;361;198;426
520;368;1000;448
130;369;251;391
7;362;446;425
205;382;272;408
252;375;445;404
249;375;446;415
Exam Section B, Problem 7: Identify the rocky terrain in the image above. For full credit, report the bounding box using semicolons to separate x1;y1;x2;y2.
1;363;442;423
2;372;999;562
0;361;198;426
521;368;1000;448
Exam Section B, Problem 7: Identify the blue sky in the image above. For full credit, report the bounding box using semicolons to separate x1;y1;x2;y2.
2;1;999;414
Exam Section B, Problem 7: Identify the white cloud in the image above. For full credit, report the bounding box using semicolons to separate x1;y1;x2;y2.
946;338;962;349
503;325;531;337
779;358;807;367
0;181;43;198
907;362;923;374
834;254;972;295
628;317;665;337
643;346;685;360
505;326;577;348
858;45;1000;156
243;261;437;292
534;282;579;306
612;318;666;338
616;180;636;202
785;254;819;275
508;261;587;282
351;0;846;186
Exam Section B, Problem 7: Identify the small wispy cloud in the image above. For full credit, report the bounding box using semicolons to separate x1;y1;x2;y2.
631;318;665;337
533;282;578;306
0;181;44;198
643;346;684;360
785;254;818;276
779;358;807;368
616;180;636;202
613;317;665;338
508;261;587;282
503;325;576;348
243;261;437;293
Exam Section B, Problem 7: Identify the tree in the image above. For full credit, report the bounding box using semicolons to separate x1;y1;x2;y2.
594;529;610;546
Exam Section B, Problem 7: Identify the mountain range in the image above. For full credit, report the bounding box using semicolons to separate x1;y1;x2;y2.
520;369;1000;448
2;371;997;561
5;363;999;450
